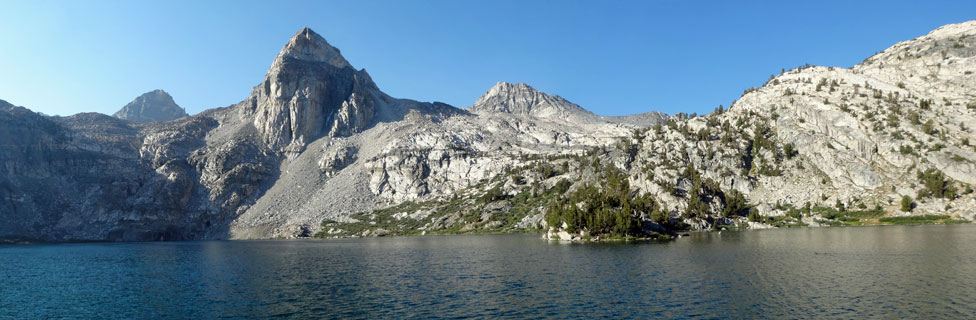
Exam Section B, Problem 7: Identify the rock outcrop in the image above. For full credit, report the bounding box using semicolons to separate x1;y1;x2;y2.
246;27;379;149
113;89;188;122
1;21;975;241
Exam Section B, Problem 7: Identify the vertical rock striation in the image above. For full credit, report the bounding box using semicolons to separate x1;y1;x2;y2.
247;27;378;149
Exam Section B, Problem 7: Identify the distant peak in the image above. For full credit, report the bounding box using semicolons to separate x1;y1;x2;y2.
272;27;351;69
112;89;187;123
144;89;172;98
471;81;595;120
482;82;543;100
490;81;513;88
489;81;532;89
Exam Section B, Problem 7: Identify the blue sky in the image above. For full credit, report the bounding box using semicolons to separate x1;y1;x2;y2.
1;1;974;117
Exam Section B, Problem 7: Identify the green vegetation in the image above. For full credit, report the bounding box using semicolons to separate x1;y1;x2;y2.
677;164;752;220
314;201;432;237
747;209;762;222
313;159;582;238
311;103;972;240
922;119;936;135
879;215;967;225
805;202;969;227
907;111;920;125
744;202;808;228
901;195;914;212
899;144;919;156
916;169;956;199
886;113;900;128
752;122;776;152
811;206;886;226
0;238;37;245
761;214;808;228
723;189;750;218
919;99;932;110
757;162;782;176
545;165;661;237
783;143;798;159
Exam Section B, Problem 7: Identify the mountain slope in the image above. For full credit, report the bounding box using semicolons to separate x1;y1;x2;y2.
1;21;975;241
317;20;976;237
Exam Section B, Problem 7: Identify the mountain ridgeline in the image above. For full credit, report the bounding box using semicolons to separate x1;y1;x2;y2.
1;21;975;241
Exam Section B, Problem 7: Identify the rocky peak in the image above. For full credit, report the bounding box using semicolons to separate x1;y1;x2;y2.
113;89;188;123
250;27;378;149
470;82;596;121
271;27;351;70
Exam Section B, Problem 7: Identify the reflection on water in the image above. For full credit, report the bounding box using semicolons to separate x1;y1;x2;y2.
2;225;975;318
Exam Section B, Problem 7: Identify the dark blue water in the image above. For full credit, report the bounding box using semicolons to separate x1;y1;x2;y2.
2;224;976;319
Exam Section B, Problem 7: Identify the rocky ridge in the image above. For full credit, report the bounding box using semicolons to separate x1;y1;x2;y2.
1;21;975;241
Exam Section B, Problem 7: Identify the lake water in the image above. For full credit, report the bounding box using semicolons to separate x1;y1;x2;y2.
2;225;976;319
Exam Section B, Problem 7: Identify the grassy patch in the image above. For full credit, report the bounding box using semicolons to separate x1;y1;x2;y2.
598;232;673;241
812;206;885;226
878;215;968;225
761;215;808;228
314;200;440;237
0;237;39;245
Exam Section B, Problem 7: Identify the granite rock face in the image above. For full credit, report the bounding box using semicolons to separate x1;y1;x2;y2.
1;101;210;241
2;21;976;241
246;28;379;149
113;89;188;123
471;82;598;121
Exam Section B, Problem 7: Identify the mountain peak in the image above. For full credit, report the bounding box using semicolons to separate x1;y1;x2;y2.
250;27;378;149
272;27;351;69
484;82;538;97
471;82;596;121
113;89;188;123
472;82;548;113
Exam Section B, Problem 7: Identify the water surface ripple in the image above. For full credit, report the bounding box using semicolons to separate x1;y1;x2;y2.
2;225;975;318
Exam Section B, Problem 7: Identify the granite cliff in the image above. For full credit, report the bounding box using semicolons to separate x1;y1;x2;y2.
1;21;975;241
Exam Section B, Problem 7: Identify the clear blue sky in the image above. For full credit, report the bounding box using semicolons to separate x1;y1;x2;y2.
1;1;974;117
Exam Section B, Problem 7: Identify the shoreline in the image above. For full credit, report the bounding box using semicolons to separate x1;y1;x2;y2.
3;217;970;245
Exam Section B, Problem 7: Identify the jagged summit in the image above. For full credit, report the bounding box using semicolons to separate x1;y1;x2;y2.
470;82;596;121
112;89;187;123
250;27;378;149
271;27;351;70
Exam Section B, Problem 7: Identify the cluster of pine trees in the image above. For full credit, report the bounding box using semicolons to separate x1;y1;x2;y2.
680;164;751;220
917;168;957;199
544;165;661;237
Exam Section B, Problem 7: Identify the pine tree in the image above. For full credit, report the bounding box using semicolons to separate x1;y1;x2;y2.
901;195;914;212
